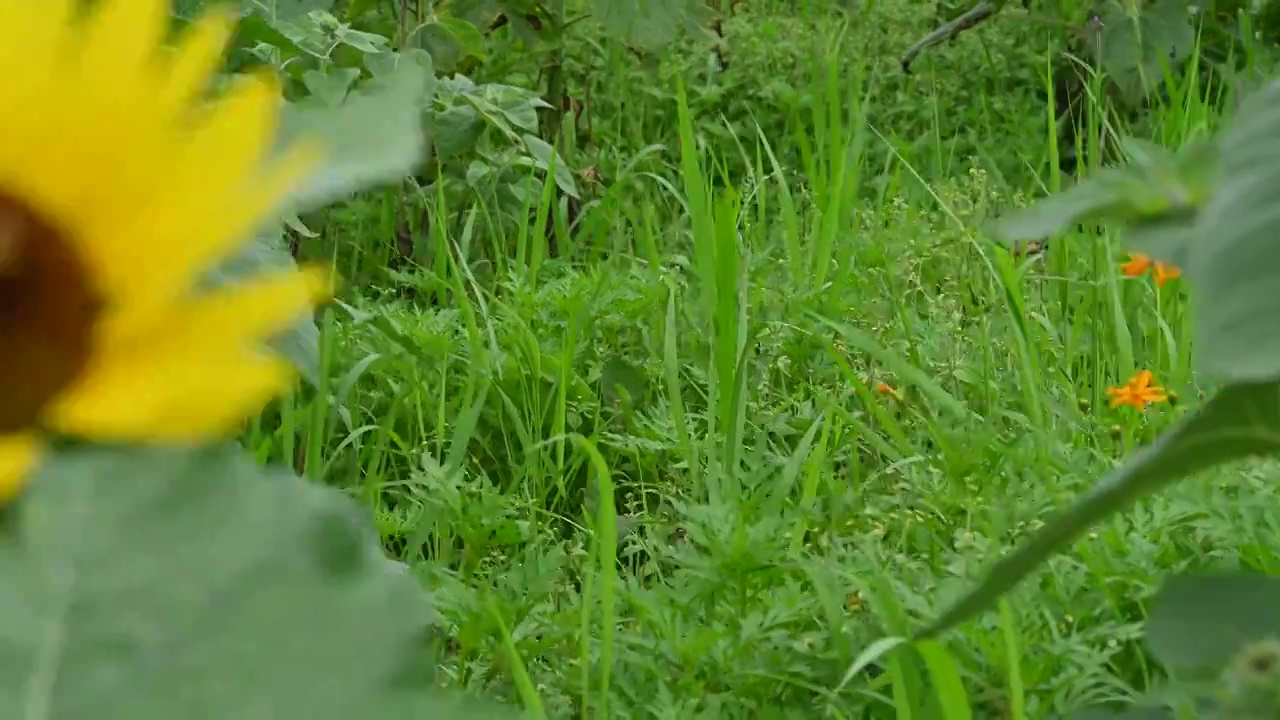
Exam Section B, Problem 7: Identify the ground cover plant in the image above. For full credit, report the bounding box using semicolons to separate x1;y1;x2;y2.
8;0;1280;718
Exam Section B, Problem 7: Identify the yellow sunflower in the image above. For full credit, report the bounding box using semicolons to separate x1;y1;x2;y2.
0;0;329;501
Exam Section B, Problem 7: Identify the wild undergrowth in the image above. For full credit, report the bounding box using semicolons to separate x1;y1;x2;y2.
243;1;1280;717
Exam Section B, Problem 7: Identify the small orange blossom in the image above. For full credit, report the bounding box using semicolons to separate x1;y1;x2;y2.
1120;252;1181;287
1107;370;1169;409
874;382;901;401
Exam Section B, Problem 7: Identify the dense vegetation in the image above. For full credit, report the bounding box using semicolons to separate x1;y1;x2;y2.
223;0;1280;716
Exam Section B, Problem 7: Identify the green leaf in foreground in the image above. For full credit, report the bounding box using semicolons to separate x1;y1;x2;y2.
277;48;434;211
0;445;504;719
917;380;1280;639
993;137;1216;246
1191;77;1280;384
1146;574;1280;677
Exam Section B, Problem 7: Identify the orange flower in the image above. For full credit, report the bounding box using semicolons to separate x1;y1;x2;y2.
1120;252;1153;277
874;382;901;401
1120;252;1181;286
1107;370;1169;409
1152;262;1181;286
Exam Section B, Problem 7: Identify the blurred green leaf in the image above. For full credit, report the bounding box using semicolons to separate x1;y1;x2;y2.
1146;574;1280;676
994;170;1148;241
591;0;715;50
918;380;1280;639
1191;77;1280;383
994;136;1214;245
278;49;433;210
0;445;505;719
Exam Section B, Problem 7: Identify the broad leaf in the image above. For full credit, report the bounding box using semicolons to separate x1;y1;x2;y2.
1146;574;1280;676
0;445;505;718
277;48;433;210
591;0;713;50
917;381;1280;639
994;170;1148;242
522;134;580;199
1098;0;1195;106
1191;77;1280;383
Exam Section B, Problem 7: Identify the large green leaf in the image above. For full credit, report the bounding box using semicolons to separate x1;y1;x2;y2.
917;380;1280;639
1191;77;1280;383
994;138;1215;246
276;48;434;211
1146;574;1280;676
590;0;714;50
1098;0;1196;106
0;445;504;718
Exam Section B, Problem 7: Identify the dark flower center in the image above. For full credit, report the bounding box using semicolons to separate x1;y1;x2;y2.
0;195;101;434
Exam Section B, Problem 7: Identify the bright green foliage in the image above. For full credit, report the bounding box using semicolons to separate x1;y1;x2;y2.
126;0;1280;717
908;45;1280;720
920;380;1280;638
0;446;504;719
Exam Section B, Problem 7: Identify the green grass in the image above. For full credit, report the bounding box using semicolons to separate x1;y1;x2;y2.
246;2;1279;717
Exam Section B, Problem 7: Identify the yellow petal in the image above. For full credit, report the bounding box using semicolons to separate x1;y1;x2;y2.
155;7;238;122
94;79;317;305
75;0;169;87
103;265;331;353
0;0;73;73
0;434;42;505
44;352;294;442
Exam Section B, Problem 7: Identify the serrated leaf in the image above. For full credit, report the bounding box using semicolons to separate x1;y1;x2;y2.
0;445;505;719
277;50;432;210
918;381;1280;639
1190;78;1280;383
1146;574;1280;676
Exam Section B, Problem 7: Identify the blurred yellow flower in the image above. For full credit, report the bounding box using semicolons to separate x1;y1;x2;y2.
0;0;328;501
1107;370;1168;410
